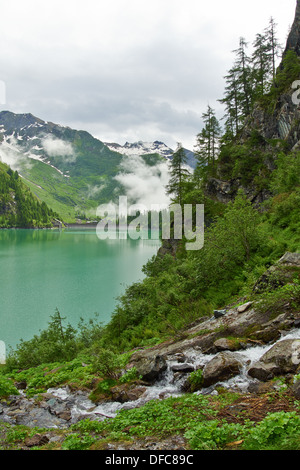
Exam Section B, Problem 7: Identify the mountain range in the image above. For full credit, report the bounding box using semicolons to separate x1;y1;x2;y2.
0;111;195;222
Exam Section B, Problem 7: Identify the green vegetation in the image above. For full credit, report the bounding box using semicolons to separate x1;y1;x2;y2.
0;161;57;227
0;13;300;452
0;391;299;450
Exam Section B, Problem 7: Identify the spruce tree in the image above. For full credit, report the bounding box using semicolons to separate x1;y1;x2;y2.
166;143;190;205
265;17;282;80
219;38;253;135
194;105;221;179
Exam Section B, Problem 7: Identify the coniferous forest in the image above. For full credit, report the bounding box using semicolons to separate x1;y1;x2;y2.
0;161;57;228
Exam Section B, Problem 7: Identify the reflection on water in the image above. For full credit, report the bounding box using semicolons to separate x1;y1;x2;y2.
0;229;160;349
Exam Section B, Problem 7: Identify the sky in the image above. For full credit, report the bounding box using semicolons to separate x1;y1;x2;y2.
0;0;297;151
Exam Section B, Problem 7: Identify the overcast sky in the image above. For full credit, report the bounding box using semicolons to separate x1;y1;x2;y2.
0;0;296;150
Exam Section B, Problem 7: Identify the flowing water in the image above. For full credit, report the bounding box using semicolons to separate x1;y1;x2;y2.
47;329;300;423
0;228;160;349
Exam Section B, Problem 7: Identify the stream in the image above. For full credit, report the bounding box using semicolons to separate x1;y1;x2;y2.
46;328;300;424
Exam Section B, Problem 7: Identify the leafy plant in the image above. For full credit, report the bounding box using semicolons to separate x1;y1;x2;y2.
242;411;300;450
0;377;19;397
185;419;248;450
61;433;96;450
188;369;204;392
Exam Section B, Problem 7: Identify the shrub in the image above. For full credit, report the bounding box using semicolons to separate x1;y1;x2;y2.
185;419;247;450
188;369;204;392
242;411;300;450
0;377;19;397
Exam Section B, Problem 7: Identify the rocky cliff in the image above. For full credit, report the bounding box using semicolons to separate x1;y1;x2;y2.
206;1;300;205
284;0;300;57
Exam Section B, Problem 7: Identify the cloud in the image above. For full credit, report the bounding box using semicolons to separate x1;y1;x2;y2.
0;136;32;171
115;155;171;209
1;0;295;150
41;136;76;162
86;183;106;199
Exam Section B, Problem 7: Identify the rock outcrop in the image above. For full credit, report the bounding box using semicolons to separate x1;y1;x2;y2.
284;0;300;57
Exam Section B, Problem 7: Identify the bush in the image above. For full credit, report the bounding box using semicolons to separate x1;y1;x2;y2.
0;377;19;397
188;369;203;392
242;411;300;450
185;420;247;450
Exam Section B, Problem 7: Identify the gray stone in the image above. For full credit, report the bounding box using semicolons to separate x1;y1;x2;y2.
134;355;167;382
259;338;300;374
213;338;241;352
278;252;300;266
171;363;195;373
292;379;300;400
213;309;227;319
248;362;281;382
237;302;253;313
202;352;242;388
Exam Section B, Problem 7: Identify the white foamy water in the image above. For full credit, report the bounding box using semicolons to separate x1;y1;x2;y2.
47;329;300;421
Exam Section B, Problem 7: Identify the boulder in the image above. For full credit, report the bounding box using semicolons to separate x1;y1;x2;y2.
134;355;167;382
292;379;300;400
249;326;281;344
237;302;253;313
253;252;300;293
214;309;227;319
171;363;195;373
213;338;242;352
202;352;242;388
24;433;49;448
259;338;300;374
110;383;147;403
248;362;281;382
278;252;300;266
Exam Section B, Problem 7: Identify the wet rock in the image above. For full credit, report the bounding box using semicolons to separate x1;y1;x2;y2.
248;362;281;382
294;318;300;328
259;338;300;374
213;338;242;352
202;352;243;388
214;309;227;319
134;355;167;382
167;353;186;363
57;411;72;421
110;383;147;403
171;363;195;373
249;327;281;344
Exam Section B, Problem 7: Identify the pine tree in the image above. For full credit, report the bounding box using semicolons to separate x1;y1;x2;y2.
251;18;282;99
219;38;254;136
194;105;222;179
265;17;282;80
166;143;191;205
252;32;272;97
234;37;253;117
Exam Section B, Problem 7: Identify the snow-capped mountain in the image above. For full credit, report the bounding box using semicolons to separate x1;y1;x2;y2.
105;140;196;169
105;140;174;160
0;111;195;221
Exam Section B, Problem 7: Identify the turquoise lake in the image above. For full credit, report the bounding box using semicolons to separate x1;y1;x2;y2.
0;229;160;350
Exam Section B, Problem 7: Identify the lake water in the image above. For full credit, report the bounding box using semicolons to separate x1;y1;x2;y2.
0;229;160;349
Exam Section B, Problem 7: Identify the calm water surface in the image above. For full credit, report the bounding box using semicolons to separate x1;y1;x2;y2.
0;229;160;349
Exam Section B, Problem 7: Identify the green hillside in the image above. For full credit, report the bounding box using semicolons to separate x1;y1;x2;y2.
0;161;58;228
0;112;125;222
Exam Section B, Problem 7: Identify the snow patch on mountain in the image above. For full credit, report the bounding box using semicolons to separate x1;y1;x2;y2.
105;140;174;160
